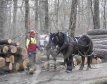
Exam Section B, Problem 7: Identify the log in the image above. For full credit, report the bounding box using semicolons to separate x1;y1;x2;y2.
21;48;27;56
5;54;12;62
10;42;20;46
0;39;12;45
94;44;107;49
88;34;107;39
93;48;107;58
15;47;27;56
15;62;20;71
1;62;13;71
8;45;17;54
87;29;107;35
92;58;102;64
92;38;107;41
9;55;14;64
0;57;5;68
0;45;8;54
93;40;107;45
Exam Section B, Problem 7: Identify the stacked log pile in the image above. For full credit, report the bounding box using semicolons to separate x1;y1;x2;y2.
87;29;107;61
0;39;28;73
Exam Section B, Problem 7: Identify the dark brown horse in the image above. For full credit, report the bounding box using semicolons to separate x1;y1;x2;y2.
46;32;93;72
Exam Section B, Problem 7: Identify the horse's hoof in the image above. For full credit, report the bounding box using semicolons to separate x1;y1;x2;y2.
66;70;71;73
79;66;83;70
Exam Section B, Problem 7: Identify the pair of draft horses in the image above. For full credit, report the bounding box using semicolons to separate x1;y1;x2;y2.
45;32;93;73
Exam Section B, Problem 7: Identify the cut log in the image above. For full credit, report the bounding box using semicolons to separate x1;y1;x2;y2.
0;57;5;68
92;58;102;64
0;45;8;54
94;48;107;58
5;57;9;62
21;60;27;69
0;39;12;45
1;62;13;71
88;34;107;39
10;42;20;46
15;62;20;71
92;38;107;41
15;47;27;56
8;46;17;54
87;29;107;35
93;40;107;45
21;48;27;56
9;55;14;64
5;54;11;62
94;44;107;49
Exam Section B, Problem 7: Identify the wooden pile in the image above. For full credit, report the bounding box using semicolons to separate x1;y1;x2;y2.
87;29;107;60
0;39;28;72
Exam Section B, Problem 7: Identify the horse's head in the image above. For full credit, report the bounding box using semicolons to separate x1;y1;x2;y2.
45;33;58;50
50;33;59;45
78;35;90;46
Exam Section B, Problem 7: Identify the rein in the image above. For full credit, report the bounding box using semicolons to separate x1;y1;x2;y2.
77;38;92;57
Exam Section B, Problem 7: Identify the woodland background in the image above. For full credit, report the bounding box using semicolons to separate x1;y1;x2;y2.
0;0;105;47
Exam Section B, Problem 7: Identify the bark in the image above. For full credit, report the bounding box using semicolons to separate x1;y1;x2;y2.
0;39;12;45
0;1;5;39
94;48;107;58
69;0;78;37
93;0;100;29
94;44;107;49
88;34;107;39
25;0;29;40
44;0;49;33
87;29;107;35
13;0;17;37
35;0;38;31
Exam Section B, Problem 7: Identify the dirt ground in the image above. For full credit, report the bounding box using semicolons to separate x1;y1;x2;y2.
0;61;107;84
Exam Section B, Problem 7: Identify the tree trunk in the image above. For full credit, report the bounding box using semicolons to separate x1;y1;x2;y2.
87;29;107;35
25;0;29;40
44;0;49;34
0;1;5;39
13;0;17;38
69;0;78;37
93;0;100;29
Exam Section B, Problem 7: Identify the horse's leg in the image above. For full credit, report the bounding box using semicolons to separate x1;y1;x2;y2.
79;56;85;70
47;54;50;71
72;56;75;69
87;56;92;70
54;57;56;71
66;56;73;73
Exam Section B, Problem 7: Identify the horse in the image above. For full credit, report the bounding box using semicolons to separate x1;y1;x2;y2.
49;32;93;72
45;33;57;71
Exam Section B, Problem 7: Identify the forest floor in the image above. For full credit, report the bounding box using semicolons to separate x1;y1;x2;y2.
0;60;107;84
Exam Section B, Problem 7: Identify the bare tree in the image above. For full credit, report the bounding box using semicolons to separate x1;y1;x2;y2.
13;0;17;39
93;0;100;29
0;0;5;39
35;0;38;31
44;0;49;34
69;0;78;37
103;0;106;29
25;0;29;39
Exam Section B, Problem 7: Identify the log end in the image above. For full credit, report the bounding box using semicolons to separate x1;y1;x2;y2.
8;39;12;44
0;57;5;68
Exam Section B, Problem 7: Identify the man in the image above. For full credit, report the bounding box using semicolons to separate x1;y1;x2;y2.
25;30;40;74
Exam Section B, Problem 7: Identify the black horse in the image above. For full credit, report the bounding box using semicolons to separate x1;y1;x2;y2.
48;32;93;72
45;33;57;71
